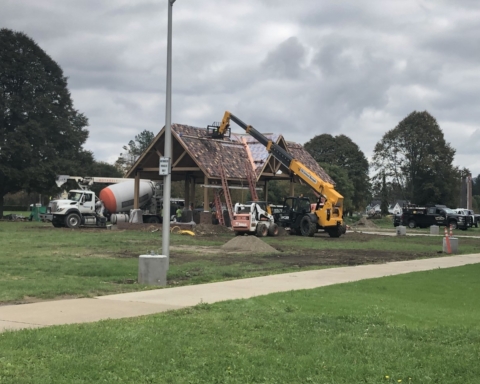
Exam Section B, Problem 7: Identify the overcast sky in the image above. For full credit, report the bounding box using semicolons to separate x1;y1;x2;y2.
2;0;480;176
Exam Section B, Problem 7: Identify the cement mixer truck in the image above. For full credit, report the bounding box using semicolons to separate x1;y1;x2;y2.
46;177;178;228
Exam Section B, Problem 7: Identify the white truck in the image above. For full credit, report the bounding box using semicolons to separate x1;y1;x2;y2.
45;176;182;228
453;208;480;228
232;202;279;237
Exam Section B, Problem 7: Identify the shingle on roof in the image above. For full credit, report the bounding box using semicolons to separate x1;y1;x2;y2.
286;142;335;184
171;124;334;185
173;124;247;179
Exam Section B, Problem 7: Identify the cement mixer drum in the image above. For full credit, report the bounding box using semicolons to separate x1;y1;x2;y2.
99;180;153;213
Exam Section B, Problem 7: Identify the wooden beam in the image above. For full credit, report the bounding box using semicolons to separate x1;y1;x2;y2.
260;173;291;178
173;151;187;167
173;167;201;172
156;149;163;157
141;167;201;172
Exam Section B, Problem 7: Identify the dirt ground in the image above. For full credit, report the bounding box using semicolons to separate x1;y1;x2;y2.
169;232;434;268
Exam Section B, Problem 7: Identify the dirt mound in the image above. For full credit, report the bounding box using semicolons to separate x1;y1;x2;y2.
195;224;232;236
221;235;279;253
351;217;378;228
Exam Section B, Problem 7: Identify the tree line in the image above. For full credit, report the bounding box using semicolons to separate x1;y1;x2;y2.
1;29;477;217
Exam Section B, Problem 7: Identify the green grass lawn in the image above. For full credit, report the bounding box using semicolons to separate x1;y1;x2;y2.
1;219;480;304
1;264;479;383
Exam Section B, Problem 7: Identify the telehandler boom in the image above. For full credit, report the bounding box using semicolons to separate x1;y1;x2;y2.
212;111;346;237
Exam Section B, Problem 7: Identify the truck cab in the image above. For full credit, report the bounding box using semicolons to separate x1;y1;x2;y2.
49;190;106;228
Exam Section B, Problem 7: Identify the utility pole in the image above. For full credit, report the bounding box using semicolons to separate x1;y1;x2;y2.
161;0;176;264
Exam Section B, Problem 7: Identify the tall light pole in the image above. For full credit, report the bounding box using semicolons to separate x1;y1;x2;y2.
162;0;175;263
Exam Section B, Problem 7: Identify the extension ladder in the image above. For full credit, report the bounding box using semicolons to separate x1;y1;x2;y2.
218;166;234;224
244;159;259;201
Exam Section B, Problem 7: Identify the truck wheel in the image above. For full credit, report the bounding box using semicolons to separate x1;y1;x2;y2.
300;216;316;237
268;223;279;236
327;227;343;238
65;213;81;229
256;223;268;237
52;220;63;228
448;221;458;230
408;219;416;229
146;216;160;223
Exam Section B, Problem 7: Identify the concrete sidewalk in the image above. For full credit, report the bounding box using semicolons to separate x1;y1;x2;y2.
355;230;480;239
1;253;480;333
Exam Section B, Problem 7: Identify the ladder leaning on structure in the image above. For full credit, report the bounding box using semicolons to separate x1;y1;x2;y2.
244;159;259;202
213;189;225;226
218;166;234;225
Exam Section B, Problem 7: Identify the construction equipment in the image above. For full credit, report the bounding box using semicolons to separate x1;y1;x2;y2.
232;202;278;237
45;176;183;228
211;111;346;237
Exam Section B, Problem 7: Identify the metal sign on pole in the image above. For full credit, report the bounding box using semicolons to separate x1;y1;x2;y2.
159;157;171;176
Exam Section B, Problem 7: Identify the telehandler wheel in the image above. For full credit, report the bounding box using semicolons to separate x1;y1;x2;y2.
300;216;316;237
65;213;81;229
268;223;279;236
256;223;268;237
234;231;243;236
326;226;343;238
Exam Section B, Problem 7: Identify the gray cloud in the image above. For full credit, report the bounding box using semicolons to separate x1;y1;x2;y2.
1;0;479;177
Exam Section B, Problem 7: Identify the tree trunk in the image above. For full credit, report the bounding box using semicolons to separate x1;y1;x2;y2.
0;195;4;219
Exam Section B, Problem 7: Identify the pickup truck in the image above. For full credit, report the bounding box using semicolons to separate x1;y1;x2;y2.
453;208;480;228
397;204;472;230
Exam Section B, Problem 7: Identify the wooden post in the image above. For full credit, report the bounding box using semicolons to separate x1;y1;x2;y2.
289;181;295;197
134;172;140;209
203;175;209;211
264;180;269;201
184;174;190;209
190;176;196;209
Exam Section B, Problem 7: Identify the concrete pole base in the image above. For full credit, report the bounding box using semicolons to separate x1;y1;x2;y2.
396;226;406;236
138;255;168;286
430;225;439;235
443;237;459;254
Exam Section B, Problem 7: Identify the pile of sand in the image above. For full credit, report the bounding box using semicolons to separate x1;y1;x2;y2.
221;235;279;253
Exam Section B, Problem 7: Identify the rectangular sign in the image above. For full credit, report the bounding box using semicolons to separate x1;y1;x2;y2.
159;157;171;176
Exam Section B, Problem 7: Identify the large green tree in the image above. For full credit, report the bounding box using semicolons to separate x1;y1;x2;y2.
115;130;155;175
0;29;90;218
304;134;370;212
372;111;460;206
